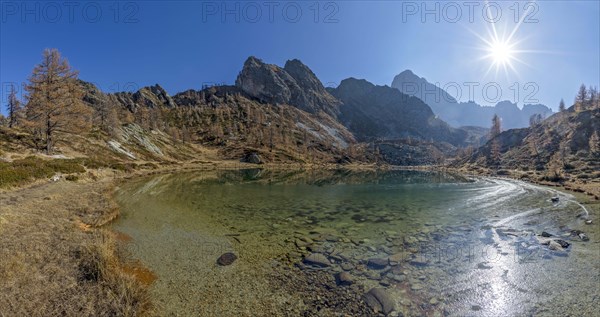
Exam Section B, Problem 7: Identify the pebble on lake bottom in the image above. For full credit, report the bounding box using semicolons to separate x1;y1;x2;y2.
217;252;238;266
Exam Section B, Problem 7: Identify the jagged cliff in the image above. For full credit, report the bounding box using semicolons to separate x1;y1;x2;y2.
235;56;340;117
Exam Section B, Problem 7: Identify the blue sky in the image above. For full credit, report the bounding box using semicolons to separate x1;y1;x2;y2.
1;1;598;113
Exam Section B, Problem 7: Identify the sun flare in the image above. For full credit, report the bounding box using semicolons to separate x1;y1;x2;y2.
469;0;540;78
489;40;513;66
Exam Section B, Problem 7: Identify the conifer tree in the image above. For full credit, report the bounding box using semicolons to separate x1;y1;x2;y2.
6;84;23;128
25;49;92;153
558;99;566;112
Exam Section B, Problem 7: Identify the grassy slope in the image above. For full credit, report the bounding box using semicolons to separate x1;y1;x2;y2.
0;179;153;316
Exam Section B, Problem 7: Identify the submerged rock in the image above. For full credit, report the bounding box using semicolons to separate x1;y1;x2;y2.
409;259;429;267
541;231;553;237
364;270;382;281
535;236;552;245
303;253;331;267
477;262;493;270
388;253;403;266
340;262;354;271
571;230;590;241
554;239;570;248
336;272;354;286
217;252;238;266
367;258;389;270
363;288;395;315
548;240;563;251
386;273;406;283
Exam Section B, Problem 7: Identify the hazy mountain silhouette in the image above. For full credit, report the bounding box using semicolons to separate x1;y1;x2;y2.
391;70;553;129
329;78;469;145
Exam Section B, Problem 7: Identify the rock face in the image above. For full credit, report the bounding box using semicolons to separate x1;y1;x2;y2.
113;84;176;111
235;56;340;117
217;252;237;266
241;152;262;164
363;288;395;315
331;78;468;145
134;84;176;108
391;69;553;129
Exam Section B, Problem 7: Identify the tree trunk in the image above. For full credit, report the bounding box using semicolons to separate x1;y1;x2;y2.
46;115;52;154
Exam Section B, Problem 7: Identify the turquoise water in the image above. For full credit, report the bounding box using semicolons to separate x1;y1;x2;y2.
113;169;599;316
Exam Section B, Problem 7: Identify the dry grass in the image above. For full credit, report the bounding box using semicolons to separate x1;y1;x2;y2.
0;180;154;316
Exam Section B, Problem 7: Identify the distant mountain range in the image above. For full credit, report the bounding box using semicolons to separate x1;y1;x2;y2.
5;53;597;171
391;70;554;129
236;57;485;147
329;77;467;145
74;56;489;165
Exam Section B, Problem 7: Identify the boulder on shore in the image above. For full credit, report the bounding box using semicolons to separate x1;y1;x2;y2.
241;152;263;164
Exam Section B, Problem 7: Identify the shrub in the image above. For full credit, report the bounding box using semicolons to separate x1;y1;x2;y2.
0;157;84;187
540;172;565;182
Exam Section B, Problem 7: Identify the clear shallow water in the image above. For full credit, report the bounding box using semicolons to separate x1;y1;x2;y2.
114;169;599;316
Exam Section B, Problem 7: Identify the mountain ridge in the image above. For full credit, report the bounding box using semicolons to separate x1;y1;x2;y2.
391;70;554;129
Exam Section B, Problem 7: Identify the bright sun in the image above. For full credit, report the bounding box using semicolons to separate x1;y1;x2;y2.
470;1;537;78
489;41;513;65
475;31;526;78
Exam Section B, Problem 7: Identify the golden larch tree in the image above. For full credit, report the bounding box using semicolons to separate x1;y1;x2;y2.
25;49;92;153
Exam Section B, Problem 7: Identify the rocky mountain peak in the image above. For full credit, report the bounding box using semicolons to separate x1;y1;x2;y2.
283;59;324;92
336;78;375;97
235;56;295;105
133;84;176;108
397;69;416;77
235;56;339;116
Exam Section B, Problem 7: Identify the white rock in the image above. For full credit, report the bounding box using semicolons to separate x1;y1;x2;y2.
548;240;563;251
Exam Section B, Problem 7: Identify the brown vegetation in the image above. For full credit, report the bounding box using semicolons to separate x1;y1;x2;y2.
0;179;154;316
24;49;93;154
